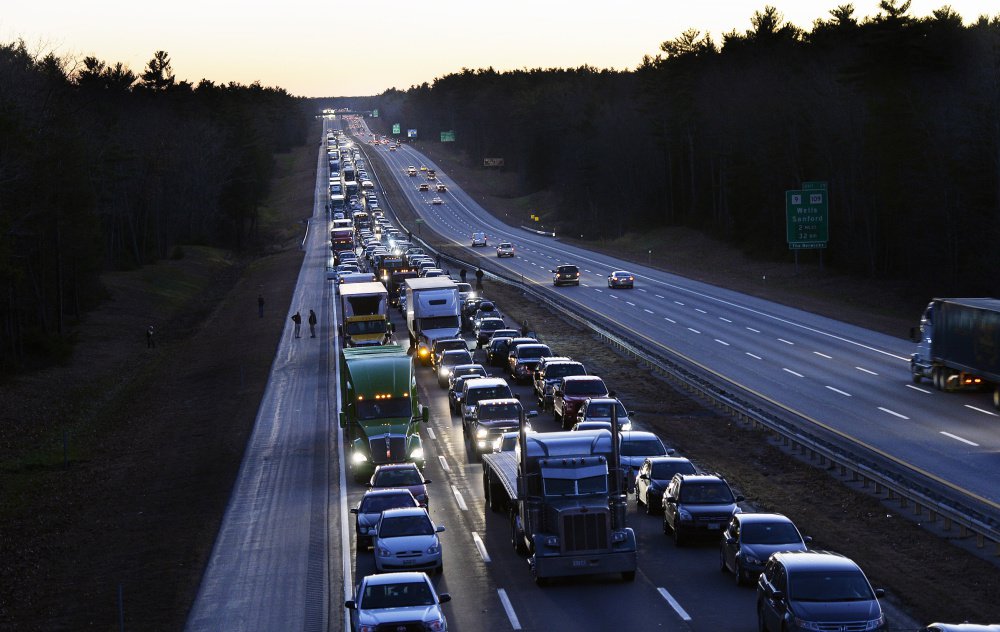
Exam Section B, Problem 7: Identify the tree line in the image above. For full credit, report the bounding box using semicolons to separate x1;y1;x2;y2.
0;44;307;372
370;1;1000;298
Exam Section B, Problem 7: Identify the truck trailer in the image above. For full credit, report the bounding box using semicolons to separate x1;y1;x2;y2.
404;277;461;365
911;298;1000;409
337;281;392;347
339;344;427;482
481;423;637;584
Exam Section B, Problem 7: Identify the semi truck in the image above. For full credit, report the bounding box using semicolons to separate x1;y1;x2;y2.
339;344;428;482
481;420;637;584
404;277;461;365
338;281;392;347
911;298;1000;409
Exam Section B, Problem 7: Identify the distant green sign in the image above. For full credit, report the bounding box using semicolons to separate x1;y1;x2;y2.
392;123;401;134
786;186;829;249
440;130;456;142
372;109;379;118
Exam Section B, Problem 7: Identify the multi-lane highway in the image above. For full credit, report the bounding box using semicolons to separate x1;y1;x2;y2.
363;124;1000;510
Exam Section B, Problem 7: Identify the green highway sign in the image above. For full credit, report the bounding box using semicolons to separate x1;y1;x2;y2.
786;187;829;249
392;123;401;134
372;109;379;118
440;130;456;142
802;181;827;191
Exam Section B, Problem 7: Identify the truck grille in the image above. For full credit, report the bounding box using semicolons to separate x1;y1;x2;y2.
562;511;609;552
805;623;871;632
369;436;407;464
373;623;424;632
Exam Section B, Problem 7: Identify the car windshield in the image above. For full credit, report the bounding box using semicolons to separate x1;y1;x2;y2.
479;320;503;331
454;367;486;379
679;481;734;504
356;398;411;420
564;380;607;395
588;401;627;418
789;571;875;602
436;340;467;354
379;514;434;538
543;475;607;496
651;461;697;479
420;315;460;330
467;386;511;405
517;345;551;359
621;438;666;457
442;351;473;366
479;403;521;419
359;493;416;513
741;522;802;545
361;580;435;609
373;468;423;487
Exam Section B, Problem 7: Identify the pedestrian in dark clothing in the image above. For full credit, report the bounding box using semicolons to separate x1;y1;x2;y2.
475;267;484;290
308;309;318;338
258;294;265;318
291;311;302;338
459;268;467;283
146;325;156;348
520;320;529;337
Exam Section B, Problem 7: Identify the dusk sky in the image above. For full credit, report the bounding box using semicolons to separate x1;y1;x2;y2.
4;1;998;97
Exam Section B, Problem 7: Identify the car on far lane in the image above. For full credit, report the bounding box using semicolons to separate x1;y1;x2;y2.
552;264;580;286
496;242;515;258
418;183;429;192
431;197;443;205
436;183;447;192
720;512;810;585
471;231;488;247
608;270;635;289
345;572;450;632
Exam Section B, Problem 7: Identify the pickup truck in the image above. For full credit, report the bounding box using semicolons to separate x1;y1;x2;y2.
553;375;609;429
533;358;586;410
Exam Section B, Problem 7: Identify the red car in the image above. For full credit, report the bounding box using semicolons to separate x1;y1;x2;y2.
368;463;431;508
552;375;609;429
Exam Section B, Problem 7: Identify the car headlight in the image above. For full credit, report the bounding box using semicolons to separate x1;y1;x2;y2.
425;541;440;554
743;553;762;565
410;447;424;461
524;422;532;432
376;546;391;557
426;619;446;632
418;347;429;357
678;508;693;521
476;427;488;439
792;618;824;631
351;452;368;464
620;421;632;431
864;615;885;631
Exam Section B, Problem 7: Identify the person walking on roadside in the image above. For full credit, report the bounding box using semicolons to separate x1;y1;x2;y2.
291;311;302;338
258;294;265;318
475;267;484;290
146;325;156;348
520;320;529;337
308;309;318;338
459;268;467;283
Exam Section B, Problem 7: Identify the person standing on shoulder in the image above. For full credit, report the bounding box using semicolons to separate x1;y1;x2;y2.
308;309;318;338
291;311;302;338
475;267;484;290
147;325;156;348
459;268;467;283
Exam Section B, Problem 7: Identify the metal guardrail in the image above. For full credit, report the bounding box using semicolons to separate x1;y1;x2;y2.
355;128;1000;560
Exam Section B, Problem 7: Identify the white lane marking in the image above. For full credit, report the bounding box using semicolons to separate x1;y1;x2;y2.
906;384;932;394
471;532;492;563
777;338;794;345
644;309;654;314
655;294;665;299
610;294;619;299
687;328;701;334
584;269;591;273
856;366;878;375
719;317;732;323
626;301;636;306
498;589;522;630
426;427;436;440
637;288;647;292
695;308;707;314
878;407;909;420
674;301;685;306
965;405;998;417
940;431;980;447
746;352;762;360
451;484;469;511
438;455;451;472
746;327;761;333
594;288;603;293
657;587;692;621
825;386;852;397
664;317;676;324
715;339;730;346
783;368;804;378
814;352;833;359
582;284;590;288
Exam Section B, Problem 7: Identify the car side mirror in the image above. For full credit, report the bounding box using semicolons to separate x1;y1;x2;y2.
345;600;357;610
438;593;452;604
423;479;432;484
639;474;649;480
365;483;372;488
527;410;538;418
550;270;556;273
514;393;521;400
665;495;677;503
666;448;676;456
803;535;813;543
735;495;745;502
874;588;885;598
436;525;446;533
350;508;358;514
628;410;636;416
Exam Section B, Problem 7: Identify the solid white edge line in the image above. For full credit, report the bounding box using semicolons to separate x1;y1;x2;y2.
451;484;468;511
497;588;522;630
426;427;436;440
878;406;910;420
965;405;999;417
438;455;451;472
471;532;492;563
940;431;980;447
825;385;852;397
657;587;692;621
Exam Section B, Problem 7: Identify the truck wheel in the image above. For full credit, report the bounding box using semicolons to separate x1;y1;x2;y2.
621;570;636;582
510;512;527;555
910;362;921;384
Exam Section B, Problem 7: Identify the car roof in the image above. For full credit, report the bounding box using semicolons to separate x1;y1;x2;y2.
644;456;692;466
442;349;473;356
374;463;420;472
453;363;486;372
380;506;429;519
563;375;604;382
585;397;621;405
362;488;417;498
771;550;857;572
464;377;508;388
735;512;792;525
361;571;432;586
611;270;632;275
477;397;521;407
620;430;659;441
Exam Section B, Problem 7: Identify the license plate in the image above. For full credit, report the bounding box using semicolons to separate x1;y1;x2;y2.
572;560;588;567
707;523;720;530
402;560;415;565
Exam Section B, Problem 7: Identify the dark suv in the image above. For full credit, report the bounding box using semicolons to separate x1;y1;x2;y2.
661;473;743;546
507;343;552;384
552;264;580;286
533;359;586;410
757;550;885;632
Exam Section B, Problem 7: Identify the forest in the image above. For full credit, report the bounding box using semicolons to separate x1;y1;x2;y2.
370;2;1000;298
0;44;307;372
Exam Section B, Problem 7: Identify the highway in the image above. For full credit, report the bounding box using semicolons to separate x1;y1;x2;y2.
359;123;1000;510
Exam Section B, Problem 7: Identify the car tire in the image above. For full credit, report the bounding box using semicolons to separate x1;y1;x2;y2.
662;516;671;535
757;606;768;632
673;526;685;547
644;495;654;515
621;570;636;582
735;559;746;586
436;563;444;575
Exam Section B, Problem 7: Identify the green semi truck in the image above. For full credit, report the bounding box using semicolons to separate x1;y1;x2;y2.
339;344;428;482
